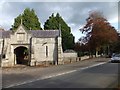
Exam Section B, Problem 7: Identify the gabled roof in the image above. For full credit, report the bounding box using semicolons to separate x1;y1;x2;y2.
0;23;61;38
15;24;27;34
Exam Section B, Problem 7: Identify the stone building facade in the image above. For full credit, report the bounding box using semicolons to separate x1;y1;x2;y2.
0;24;63;67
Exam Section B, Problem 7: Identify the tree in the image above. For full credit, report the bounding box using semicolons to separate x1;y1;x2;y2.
44;13;75;51
80;11;118;56
111;33;120;53
11;8;42;30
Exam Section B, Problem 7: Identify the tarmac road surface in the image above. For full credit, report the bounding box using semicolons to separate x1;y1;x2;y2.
2;57;119;88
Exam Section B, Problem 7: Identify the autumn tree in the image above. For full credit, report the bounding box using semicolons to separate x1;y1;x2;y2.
11;8;42;30
80;11;118;56
74;42;90;56
74;42;81;52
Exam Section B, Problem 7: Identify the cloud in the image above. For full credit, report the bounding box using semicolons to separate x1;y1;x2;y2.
1;0;119;2
0;1;118;42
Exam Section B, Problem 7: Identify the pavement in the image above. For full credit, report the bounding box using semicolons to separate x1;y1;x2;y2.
2;57;113;88
2;57;109;74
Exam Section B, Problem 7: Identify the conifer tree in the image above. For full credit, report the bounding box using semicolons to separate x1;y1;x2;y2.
11;8;42;30
44;13;75;51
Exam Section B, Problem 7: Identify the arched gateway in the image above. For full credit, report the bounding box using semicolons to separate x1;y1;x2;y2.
14;46;29;65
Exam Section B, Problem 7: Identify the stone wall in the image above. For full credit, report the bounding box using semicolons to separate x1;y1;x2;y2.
63;53;77;58
63;55;90;64
63;57;80;64
1;59;14;67
81;55;90;60
33;38;58;65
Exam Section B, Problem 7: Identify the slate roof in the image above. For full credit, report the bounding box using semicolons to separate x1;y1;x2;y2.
29;30;60;38
0;31;12;38
0;30;60;38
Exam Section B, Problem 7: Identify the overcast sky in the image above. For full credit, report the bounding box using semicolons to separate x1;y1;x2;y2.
0;0;119;42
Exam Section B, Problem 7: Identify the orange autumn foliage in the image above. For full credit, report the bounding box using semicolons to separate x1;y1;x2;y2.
80;11;118;50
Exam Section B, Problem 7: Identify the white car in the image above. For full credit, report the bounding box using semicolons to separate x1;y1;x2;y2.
111;54;120;63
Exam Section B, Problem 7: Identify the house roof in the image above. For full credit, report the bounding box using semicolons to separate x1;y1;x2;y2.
29;30;60;38
0;31;12;38
0;30;60;38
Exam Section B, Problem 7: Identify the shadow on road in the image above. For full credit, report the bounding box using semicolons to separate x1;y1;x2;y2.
81;63;118;75
2;73;34;88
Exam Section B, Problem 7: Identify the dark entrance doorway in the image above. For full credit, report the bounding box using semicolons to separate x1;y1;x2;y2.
14;46;29;65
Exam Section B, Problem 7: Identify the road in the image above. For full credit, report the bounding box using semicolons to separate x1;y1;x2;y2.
2;58;119;88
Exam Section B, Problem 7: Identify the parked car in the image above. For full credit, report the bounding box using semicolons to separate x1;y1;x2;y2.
110;54;120;63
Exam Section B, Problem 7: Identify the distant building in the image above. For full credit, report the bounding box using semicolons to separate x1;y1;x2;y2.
0;23;63;67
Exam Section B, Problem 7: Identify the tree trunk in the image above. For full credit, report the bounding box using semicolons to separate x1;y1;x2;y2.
95;50;98;57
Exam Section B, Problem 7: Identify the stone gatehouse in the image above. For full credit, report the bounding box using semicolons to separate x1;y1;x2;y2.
0;23;63;67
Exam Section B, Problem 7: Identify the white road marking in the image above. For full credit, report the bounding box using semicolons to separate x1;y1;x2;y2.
80;62;107;70
6;70;77;88
5;62;107;88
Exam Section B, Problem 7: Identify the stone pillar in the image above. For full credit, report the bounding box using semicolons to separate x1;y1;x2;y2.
11;45;15;66
57;37;64;64
14;53;16;65
10;52;15;66
30;54;36;66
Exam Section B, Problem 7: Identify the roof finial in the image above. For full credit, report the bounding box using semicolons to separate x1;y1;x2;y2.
59;23;61;31
21;18;23;25
30;27;31;30
59;24;61;37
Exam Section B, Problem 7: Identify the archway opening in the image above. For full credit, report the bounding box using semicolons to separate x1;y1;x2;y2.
14;46;29;65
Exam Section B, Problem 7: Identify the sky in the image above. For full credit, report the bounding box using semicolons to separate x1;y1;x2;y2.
0;0;119;42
